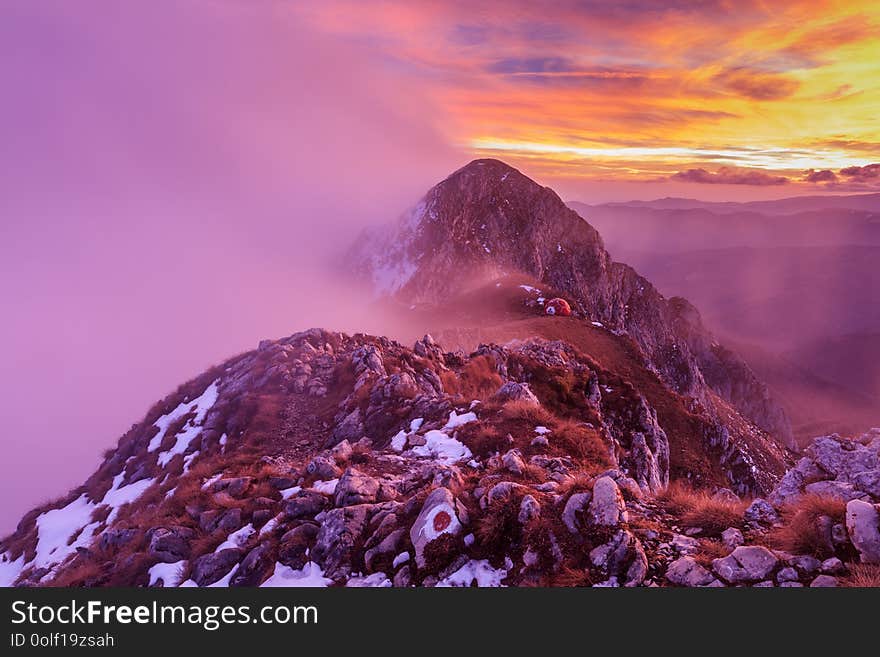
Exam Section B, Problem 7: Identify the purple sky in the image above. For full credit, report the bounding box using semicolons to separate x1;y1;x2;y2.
0;2;459;532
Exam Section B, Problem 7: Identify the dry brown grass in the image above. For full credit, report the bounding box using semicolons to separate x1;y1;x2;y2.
840;563;880;588
440;355;503;401
768;494;846;558
550;418;611;469
549;565;594;587
657;481;745;536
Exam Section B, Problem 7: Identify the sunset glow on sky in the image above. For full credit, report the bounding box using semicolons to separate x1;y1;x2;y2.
296;0;880;196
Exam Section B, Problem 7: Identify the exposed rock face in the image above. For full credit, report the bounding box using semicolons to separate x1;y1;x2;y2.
666;556;717;587
846;499;880;564
712;546;779;584
769;431;880;508
350;158;792;448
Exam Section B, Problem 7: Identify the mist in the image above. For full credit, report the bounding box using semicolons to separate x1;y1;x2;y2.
0;2;459;532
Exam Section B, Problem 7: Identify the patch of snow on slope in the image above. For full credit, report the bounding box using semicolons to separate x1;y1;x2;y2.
0;553;25;587
102;473;155;523
412;430;472;464
444;410;477;430
215;524;254;552
310;479;339;495
436;559;507;587
519;285;541;294
345;572;391;587
148;380;219;459
261;562;332;587
259;514;282;538
148;560;186;587
280;486;302;500
33;495;100;570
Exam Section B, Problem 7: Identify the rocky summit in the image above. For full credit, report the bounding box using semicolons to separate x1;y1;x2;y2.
1;160;877;588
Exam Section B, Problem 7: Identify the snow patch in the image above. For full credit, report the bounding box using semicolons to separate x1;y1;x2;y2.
392;552;410;568
444;410;477;430
311;479;339;495
534;426;551;435
215;524;254;552
148;560;186;587
345;572;391;587
261;562;332;587
0;552;25;587
259;514;283;539
436;559;507;587
411;430;472;464
280;486;302;500
148;380;219;454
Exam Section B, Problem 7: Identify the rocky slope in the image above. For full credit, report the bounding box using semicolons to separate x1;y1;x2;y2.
0;327;876;587
350;159;793;449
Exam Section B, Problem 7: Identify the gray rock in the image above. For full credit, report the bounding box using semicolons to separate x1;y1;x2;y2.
804;480;864;502
779;581;804;587
589;529;646;586
100;528;139;551
312;505;371;579
562;492;592;534
211;477;252;497
518;495;541;524
790;554;821;575
807;436;879;480
712;545;779;583
486;481;528;507
231;542;273;587
712;488;740;504
666;556;716;587
776;567;799;583
410;488;463;567
744;498;781;526
148;526;194;563
284;491;329;520
846;499;880;564
331;440;354;464
334;468;380;507
364;528;406;571
392;565;411;588
277;524;319;570
721;527;744;551
809;574;838;587
589;476;626;527
306;456;342;481
215;508;243;533
192;549;242;586
850;469;880;498
491;381;540;406
671;534;700;555
502;449;526;476
820;557;845;575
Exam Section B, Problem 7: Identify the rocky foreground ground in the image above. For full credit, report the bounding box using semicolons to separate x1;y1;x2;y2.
1;329;877;587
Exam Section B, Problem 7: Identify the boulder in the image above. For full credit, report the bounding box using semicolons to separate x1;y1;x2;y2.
192;549;242;586
518;495;541;524
850;469;880;498
491;382;540;406
312;505;371;579
820;557;845;575
148;527;194;563
284;491;329;520
712;488;740;504
846;499;880;564
744;498;780;526
807;436;879;480
334;468;380;507
364;528;406;571
776;567;799;583
809;574;838;587
211;477;252;497
410;488;464;567
502;449;526;476
331;440;354;464
306;456;342;481
277;524;319;570
589;477;626;527
666;556;717;587
712;546;779;584
100;528;139;552
589;529;647;587
721;527;744;551
790;554;821;575
804;480;864;502
230;542;273;586
562;492;592;534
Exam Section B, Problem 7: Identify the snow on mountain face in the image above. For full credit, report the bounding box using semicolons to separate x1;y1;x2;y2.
349;159;793;449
